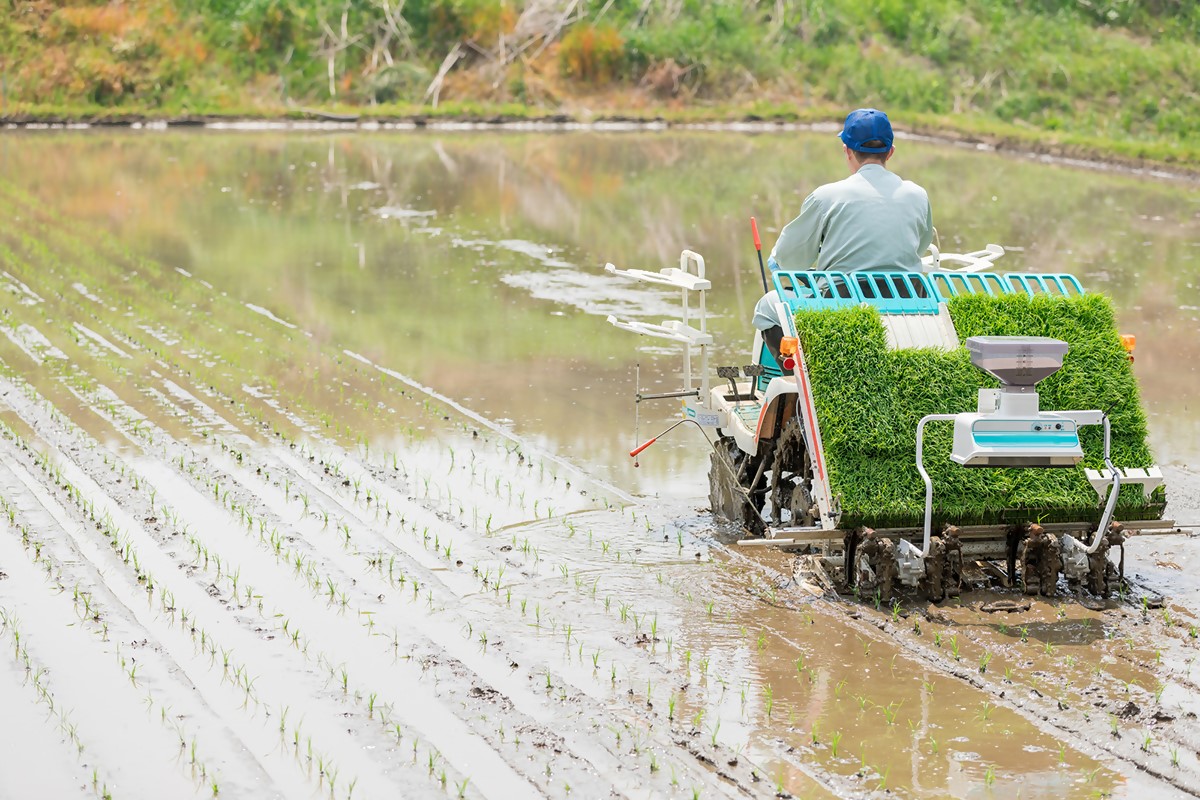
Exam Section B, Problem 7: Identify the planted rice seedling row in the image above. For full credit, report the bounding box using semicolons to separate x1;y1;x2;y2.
0;404;484;799
0;383;566;796
2;369;748;800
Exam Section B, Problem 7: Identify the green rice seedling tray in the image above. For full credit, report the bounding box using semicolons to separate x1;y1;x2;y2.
794;293;1165;529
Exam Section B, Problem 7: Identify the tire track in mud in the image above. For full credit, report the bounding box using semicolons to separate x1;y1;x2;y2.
718;538;1200;798
847;593;1200;797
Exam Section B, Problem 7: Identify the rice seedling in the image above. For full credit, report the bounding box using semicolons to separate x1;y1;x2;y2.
794;294;1160;528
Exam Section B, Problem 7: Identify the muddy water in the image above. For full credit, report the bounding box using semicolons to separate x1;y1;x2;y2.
2;131;1197;502
0;129;1198;800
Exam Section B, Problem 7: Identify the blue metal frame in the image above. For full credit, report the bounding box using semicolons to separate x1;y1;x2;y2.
928;271;1011;300
757;343;782;392
773;269;1086;316
772;271;860;312
761;269;1088;389
773;270;939;315
1005;273;1085;297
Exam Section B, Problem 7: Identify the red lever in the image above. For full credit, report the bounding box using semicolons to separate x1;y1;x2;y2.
629;438;657;458
750;216;762;251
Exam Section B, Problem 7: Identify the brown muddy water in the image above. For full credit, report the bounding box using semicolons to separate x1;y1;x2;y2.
0;129;1198;800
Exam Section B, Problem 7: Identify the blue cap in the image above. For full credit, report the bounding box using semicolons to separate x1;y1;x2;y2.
839;108;893;153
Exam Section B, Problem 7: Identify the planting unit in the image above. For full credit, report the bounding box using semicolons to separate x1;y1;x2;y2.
607;247;1172;601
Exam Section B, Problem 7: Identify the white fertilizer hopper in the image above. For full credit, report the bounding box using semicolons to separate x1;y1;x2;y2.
950;336;1084;467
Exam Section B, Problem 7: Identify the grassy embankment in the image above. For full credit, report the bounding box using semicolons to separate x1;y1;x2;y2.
1;0;1198;169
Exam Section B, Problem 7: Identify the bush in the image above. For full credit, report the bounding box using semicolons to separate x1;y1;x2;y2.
367;62;430;103
558;24;624;84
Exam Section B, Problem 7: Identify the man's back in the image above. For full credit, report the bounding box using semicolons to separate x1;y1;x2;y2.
771;163;932;273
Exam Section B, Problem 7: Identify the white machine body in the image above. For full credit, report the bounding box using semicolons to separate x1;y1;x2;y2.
950;390;1084;467
949;336;1084;468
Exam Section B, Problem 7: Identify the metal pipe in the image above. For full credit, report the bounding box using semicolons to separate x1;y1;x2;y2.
746;441;774;500
628;418;706;458
636;389;700;402
1086;414;1121;554
916;414;957;557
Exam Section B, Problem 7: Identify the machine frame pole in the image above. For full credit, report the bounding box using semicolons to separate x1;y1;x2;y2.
916;411;1120;558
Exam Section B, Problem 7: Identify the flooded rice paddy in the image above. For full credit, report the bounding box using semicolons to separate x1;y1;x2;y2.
0;129;1199;799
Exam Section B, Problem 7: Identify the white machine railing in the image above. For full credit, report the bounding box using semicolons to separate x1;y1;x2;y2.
920;243;1006;273
605;250;714;411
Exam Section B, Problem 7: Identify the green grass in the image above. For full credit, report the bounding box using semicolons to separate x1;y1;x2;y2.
2;1;1199;167
795;292;1164;529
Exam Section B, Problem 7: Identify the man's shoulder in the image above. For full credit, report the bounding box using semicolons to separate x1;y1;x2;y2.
810;167;928;205
879;168;930;202
898;177;930;200
810;174;861;200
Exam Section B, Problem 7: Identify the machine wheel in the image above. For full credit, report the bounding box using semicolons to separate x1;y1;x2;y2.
769;417;816;527
708;437;765;535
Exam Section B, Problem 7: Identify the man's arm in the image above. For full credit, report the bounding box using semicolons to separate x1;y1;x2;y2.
918;193;934;256
768;192;823;271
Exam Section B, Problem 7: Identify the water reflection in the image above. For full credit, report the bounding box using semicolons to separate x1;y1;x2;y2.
0;129;1196;512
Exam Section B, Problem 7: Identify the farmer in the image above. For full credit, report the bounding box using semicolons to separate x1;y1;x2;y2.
752;108;934;365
